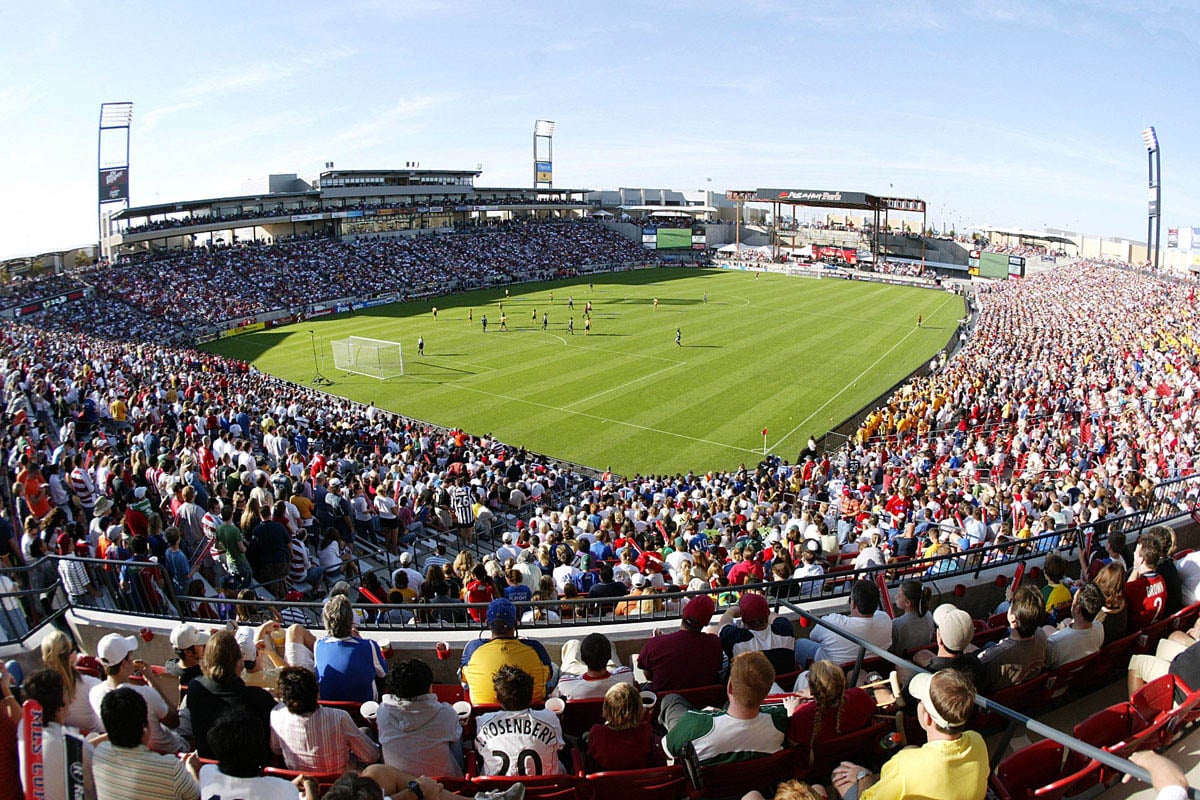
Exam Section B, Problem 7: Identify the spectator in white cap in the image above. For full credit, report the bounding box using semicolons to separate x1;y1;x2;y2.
833;670;987;800
168;622;211;686
89;632;187;753
496;532;522;564
910;605;982;688
395;551;424;595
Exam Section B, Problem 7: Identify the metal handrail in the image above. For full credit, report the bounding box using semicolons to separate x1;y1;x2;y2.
774;598;1178;794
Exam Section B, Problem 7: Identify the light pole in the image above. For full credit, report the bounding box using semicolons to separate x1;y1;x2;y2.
1142;127;1161;271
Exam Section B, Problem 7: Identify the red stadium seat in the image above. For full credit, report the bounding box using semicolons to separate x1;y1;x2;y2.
992;739;1096;800
586;765;688;800
690;748;801;800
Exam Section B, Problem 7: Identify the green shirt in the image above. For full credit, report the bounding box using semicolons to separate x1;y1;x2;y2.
664;705;787;765
215;522;249;571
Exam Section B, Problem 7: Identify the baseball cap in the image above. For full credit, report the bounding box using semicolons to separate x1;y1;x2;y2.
682;594;716;628
631;572;647;588
399;552;413;565
169;623;211;651
97;633;139;667
234;625;257;664
328;477;343;488
933;604;975;653
502;532;513;543
133;486;147;500
486;598;518;630
285;590;305;602
909;672;968;729
739;593;770;625
803;538;822;555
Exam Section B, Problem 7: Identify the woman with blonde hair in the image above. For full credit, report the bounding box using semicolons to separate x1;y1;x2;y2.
41;630;101;732
784;660;875;762
584;682;661;771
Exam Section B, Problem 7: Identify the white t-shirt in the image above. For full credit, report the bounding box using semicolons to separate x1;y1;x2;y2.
199;764;296;800
809;610;894;664
90;680;186;754
475;708;565;776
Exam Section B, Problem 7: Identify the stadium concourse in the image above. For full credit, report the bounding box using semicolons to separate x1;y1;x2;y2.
3;222;1200;797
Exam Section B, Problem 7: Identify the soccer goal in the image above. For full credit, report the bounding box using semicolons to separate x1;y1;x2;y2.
331;336;404;380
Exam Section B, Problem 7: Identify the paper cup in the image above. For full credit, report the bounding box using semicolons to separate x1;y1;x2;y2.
360;701;379;721
640;691;658;709
544;697;565;714
453;700;472;720
435;641;450;660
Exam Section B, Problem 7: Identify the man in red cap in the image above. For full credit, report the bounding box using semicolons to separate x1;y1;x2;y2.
636;594;722;691
714;592;797;677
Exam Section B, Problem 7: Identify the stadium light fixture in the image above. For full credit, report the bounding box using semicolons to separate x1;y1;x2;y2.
1142;126;1161;271
1141;126;1158;152
535;120;556;136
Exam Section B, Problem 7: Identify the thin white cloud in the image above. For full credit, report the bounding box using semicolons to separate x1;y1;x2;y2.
181;47;358;100
141;101;201;132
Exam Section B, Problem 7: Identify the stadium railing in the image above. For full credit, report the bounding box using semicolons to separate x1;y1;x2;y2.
0;471;1190;645
774;599;1190;795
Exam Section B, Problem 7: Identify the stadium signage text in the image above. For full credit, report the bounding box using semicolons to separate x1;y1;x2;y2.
779;191;843;202
10;289;89;318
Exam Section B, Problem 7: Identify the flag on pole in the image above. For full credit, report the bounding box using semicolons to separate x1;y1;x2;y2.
761;428;768;436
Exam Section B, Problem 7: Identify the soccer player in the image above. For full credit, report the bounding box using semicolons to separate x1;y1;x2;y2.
917;314;923;328
588;282;594;292
568;317;574;335
568;297;574;310
542;313;548;330
417;336;424;356
675;328;682;347
549;292;554;304
584;317;591;336
481;315;488;332
468;308;473;324
703;291;708;304
432;306;438;320
531;308;537;322
585;301;592;315
653;297;659;310
500;313;508;331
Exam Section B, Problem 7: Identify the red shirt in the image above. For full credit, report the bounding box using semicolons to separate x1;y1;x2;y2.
1125;573;1167;630
585;720;661;772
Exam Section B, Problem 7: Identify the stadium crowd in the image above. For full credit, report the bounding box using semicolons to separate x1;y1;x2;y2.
3;222;650;335
1;239;1200;797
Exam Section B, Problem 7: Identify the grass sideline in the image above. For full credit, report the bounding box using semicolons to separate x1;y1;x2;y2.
203;267;962;475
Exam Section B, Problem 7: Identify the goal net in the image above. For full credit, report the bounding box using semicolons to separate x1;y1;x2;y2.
331;336;404;380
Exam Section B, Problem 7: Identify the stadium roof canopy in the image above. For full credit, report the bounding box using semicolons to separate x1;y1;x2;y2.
110;190;318;220
752;189;927;214
983;226;1078;246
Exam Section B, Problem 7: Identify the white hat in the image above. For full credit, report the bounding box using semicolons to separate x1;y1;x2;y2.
133;486;147;500
909;672;968;729
169;623;211;651
97;633;139;667
502;532;513;543
234;625;257;664
399;552;413;565
631;572;647;588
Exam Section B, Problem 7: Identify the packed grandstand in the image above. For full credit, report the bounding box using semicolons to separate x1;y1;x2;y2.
3;221;1200;798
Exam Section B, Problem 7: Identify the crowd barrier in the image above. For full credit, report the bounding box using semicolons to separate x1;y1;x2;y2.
3;472;1196;646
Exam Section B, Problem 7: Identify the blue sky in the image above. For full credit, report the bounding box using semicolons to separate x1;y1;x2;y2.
3;0;1199;258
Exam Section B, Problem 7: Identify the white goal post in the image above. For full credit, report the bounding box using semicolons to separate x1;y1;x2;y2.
331;336;404;379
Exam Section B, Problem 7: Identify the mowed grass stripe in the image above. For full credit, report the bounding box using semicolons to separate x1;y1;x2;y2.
205;268;962;474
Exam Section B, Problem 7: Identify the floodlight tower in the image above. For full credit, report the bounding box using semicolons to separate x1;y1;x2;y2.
1142;126;1161;271
534;120;555;189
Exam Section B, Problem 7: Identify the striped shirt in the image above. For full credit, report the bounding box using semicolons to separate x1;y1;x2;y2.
451;486;475;526
269;704;381;773
69;466;96;509
92;742;199;800
57;557;91;597
202;512;221;559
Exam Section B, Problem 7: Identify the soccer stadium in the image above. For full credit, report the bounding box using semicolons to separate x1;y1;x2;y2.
6;7;1200;800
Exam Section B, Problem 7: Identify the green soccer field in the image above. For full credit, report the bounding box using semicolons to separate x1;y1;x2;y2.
203;268;963;475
